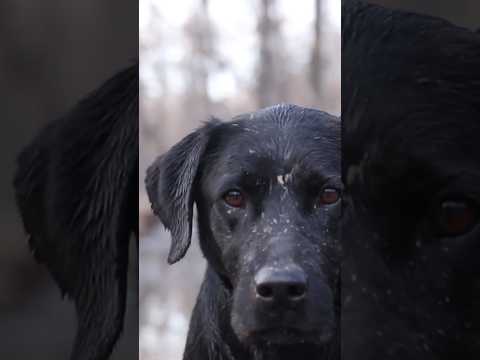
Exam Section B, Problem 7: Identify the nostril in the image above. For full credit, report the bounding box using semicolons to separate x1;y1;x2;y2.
256;283;274;299
287;283;306;300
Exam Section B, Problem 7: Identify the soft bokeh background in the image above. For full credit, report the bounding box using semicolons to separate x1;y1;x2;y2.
139;1;340;359
0;1;137;358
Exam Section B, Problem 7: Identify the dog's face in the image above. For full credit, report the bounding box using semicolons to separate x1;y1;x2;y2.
342;4;480;356
343;118;480;358
146;104;341;349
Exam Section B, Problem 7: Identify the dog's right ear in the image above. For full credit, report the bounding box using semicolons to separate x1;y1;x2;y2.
145;121;219;264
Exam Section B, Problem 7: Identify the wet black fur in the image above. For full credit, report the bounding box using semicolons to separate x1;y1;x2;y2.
146;104;341;360
14;63;138;360
342;1;480;359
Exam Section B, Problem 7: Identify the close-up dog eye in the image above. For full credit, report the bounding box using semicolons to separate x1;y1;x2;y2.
318;187;341;205
223;189;246;208
432;199;479;237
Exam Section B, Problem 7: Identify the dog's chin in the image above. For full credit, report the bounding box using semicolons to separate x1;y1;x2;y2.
252;328;324;345
237;326;333;348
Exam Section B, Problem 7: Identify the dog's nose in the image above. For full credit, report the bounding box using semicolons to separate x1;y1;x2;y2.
254;265;307;303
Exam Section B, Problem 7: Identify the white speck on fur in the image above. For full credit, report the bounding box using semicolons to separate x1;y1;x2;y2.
276;172;292;187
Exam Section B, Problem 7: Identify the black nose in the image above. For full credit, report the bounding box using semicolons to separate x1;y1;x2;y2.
254;265;308;303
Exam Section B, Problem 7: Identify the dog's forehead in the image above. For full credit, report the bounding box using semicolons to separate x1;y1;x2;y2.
241;103;338;129
209;105;340;179
348;116;480;190
228;104;337;146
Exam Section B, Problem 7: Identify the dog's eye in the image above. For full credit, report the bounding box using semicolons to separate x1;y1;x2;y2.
318;187;340;205
433;200;478;236
223;190;245;208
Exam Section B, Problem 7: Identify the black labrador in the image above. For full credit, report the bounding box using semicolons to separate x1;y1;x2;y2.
146;104;341;360
14;64;138;360
342;1;480;359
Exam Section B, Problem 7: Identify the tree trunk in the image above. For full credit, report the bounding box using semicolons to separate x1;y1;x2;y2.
257;0;276;108
310;0;322;97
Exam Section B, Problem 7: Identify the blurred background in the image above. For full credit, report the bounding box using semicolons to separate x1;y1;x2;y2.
0;1;137;358
139;0;340;359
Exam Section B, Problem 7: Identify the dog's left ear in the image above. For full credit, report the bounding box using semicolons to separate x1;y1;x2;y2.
146;120;219;264
14;63;138;360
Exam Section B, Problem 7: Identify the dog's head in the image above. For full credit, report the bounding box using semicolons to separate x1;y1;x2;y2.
146;104;340;349
342;3;480;357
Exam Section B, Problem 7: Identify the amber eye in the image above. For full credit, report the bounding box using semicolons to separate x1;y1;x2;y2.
318;187;340;205
434;200;478;236
223;190;245;208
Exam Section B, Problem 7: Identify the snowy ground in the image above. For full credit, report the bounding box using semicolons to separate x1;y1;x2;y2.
140;223;205;360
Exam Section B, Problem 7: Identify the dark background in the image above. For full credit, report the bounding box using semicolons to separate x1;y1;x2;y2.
0;1;137;358
372;0;479;29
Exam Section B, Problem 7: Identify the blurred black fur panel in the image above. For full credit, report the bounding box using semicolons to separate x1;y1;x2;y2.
14;63;138;360
342;0;480;359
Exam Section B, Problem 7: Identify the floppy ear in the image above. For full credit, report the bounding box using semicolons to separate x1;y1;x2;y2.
14;63;138;360
146;121;218;264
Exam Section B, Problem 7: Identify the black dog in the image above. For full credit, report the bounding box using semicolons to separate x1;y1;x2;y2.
342;1;480;359
14;64;138;360
146;104;341;360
